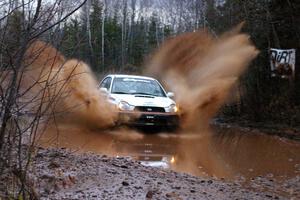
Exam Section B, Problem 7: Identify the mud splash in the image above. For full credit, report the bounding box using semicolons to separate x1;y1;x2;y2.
22;40;117;129
23;26;258;133
146;26;258;131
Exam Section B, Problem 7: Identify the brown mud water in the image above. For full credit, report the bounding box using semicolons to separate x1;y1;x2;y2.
40;124;300;180
38;123;300;198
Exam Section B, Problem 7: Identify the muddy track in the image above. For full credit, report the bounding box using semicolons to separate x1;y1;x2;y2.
25;147;294;200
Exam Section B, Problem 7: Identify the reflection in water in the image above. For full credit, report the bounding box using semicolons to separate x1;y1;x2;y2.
39;124;300;182
176;130;300;180
39;124;116;155
212;130;300;179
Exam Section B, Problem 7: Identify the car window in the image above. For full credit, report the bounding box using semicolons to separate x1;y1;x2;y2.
111;77;166;97
100;77;112;90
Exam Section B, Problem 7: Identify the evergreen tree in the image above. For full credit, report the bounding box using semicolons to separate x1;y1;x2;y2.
90;0;103;71
104;13;122;70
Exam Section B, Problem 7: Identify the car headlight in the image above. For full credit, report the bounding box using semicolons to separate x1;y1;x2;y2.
166;104;178;113
118;101;135;111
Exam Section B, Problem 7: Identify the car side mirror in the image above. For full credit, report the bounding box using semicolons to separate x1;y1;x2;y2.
100;88;108;93
167;92;175;98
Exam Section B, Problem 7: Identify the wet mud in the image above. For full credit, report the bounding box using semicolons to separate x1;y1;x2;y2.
29;147;294;200
37;123;300;199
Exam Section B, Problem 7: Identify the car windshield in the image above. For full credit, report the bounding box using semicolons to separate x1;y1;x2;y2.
111;77;166;97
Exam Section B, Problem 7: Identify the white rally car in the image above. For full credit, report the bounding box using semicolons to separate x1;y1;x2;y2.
99;74;179;131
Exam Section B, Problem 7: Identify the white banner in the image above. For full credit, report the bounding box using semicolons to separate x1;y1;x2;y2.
270;48;296;79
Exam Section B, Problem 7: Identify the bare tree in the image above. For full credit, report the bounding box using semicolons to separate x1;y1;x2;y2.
102;0;107;69
0;0;87;198
121;0;128;69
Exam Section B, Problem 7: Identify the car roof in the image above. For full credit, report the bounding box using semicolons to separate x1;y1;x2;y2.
107;74;156;81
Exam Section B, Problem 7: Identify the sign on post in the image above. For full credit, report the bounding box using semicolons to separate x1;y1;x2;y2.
270;48;296;79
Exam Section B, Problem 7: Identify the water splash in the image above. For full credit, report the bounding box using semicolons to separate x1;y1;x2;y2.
22;40;118;129
146;26;259;131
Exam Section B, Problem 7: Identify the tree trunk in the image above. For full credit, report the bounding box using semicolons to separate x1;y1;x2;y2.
86;0;94;63
121;0;127;69
102;0;107;70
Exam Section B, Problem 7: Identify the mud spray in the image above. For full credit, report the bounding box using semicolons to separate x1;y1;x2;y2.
23;25;257;131
146;25;258;131
22;40;118;129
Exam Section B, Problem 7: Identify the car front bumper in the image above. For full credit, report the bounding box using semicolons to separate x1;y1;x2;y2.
118;111;179;129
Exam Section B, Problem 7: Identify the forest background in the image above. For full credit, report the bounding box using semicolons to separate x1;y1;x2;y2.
2;0;300;125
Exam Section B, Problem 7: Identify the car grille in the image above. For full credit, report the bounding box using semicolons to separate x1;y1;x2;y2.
134;106;165;113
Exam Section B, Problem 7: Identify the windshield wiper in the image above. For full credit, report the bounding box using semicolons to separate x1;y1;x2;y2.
113;92;129;94
132;92;156;96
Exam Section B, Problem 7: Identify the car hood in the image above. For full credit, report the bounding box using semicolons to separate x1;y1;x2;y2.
110;94;175;107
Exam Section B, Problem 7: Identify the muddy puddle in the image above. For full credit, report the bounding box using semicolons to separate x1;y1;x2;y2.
27;26;281;182
39;123;300;183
